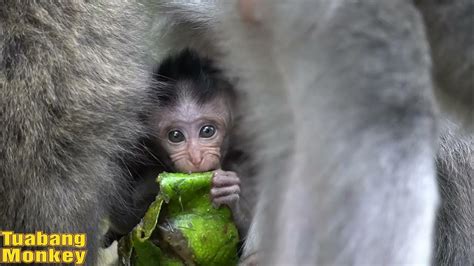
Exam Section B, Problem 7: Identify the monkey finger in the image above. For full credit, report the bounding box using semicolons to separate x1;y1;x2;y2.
213;169;226;175
213;169;237;177
211;185;240;198
212;175;240;187
222;171;238;178
212;194;240;208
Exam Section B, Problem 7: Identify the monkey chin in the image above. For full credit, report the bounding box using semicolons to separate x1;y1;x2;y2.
174;159;220;174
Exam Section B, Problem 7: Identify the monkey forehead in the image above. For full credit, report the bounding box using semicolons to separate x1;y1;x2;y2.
156;98;230;127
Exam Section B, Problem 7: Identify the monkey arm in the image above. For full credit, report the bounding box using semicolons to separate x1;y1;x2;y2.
230;199;252;239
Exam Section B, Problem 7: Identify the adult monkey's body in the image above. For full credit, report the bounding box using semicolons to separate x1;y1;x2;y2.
0;2;149;264
230;1;473;265
1;1;472;266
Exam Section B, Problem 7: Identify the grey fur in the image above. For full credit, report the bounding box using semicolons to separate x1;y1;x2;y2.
143;0;221;62
0;1;150;265
434;120;473;265
1;0;472;265
220;1;438;264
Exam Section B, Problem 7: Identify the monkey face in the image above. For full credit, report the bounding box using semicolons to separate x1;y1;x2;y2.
164;123;224;173
152;99;231;173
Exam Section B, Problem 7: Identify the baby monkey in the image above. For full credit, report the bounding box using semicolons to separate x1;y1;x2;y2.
105;50;249;245
143;49;249;235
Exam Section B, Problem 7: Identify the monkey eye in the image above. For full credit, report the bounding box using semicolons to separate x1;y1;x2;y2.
199;125;216;138
168;130;185;143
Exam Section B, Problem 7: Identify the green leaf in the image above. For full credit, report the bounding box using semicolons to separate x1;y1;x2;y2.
118;172;239;266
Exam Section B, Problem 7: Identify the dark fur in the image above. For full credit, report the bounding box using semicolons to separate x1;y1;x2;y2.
151;49;234;107
0;2;149;264
415;0;474;128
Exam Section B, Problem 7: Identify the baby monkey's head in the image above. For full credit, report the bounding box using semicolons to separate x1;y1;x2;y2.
148;49;235;173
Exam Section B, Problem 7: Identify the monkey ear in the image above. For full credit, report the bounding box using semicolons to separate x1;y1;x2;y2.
238;0;261;23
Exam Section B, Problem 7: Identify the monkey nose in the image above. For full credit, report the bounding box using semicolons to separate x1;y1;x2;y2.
190;152;202;166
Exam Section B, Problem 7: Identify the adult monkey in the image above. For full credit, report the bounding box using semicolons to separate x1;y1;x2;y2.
0;1;150;264
148;0;473;265
228;1;473;265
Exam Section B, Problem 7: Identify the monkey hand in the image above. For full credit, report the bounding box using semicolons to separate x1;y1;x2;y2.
212;169;250;236
211;169;241;210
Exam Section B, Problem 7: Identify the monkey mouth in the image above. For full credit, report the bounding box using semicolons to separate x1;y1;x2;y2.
188;164;217;173
174;159;219;173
